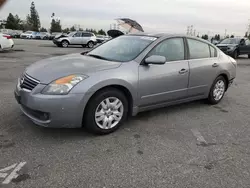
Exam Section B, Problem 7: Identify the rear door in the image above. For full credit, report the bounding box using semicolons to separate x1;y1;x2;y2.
187;38;219;97
239;39;250;55
82;32;92;44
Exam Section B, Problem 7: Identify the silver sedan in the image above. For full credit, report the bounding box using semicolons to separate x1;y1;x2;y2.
15;33;237;134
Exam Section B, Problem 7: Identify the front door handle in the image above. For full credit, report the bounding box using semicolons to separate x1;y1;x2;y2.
179;69;188;74
212;63;219;67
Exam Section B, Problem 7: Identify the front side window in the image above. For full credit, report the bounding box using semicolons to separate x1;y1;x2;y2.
187;39;210;59
87;35;156;62
73;32;82;37
147;38;185;62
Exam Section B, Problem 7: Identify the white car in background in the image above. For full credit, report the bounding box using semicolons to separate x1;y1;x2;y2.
20;31;36;39
0;33;14;51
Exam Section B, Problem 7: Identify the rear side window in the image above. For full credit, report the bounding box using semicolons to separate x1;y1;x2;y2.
148;38;185;62
187;39;210;59
209;46;217;57
82;33;92;37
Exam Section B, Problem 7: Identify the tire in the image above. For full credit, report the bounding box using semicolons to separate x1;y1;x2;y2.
83;88;128;135
232;50;238;59
87;41;94;48
207;76;227;105
61;40;69;48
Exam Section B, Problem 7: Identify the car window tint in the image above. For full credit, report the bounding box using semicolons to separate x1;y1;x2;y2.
209;46;217;57
187;39;210;59
82;33;92;37
148;38;185;62
73;32;82;37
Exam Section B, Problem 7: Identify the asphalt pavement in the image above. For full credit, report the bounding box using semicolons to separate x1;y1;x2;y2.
0;39;250;188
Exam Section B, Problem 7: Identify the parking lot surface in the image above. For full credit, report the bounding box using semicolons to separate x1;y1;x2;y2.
0;39;250;188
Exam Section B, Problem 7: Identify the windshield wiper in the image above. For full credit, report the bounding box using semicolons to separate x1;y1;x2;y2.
87;54;110;61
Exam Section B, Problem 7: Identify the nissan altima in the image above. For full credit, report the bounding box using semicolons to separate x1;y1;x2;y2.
14;33;237;134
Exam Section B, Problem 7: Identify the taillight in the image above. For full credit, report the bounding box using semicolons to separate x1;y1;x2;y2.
3;35;12;39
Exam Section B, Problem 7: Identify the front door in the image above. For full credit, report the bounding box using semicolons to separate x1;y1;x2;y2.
239;39;250;55
71;32;83;44
138;37;189;107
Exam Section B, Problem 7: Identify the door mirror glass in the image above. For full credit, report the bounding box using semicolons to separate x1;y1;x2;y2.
144;55;166;65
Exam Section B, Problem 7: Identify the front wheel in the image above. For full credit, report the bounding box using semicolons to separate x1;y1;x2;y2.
83;88;128;135
61;40;69;48
207;76;227;105
232;50;238;59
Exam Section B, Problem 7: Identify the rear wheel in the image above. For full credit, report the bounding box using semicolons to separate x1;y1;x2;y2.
207;76;227;105
87;41;94;48
84;88;128;135
61;40;69;48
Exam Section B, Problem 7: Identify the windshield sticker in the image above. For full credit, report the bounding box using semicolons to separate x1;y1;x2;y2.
140;37;157;41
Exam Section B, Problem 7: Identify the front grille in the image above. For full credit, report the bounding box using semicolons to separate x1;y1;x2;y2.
20;74;40;91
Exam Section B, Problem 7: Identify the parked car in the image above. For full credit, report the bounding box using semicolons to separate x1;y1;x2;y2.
14;33;237;134
96;35;108;43
10;32;21;38
35;32;50;40
216;37;250;59
20;31;37;39
53;31;97;48
0;33;14;51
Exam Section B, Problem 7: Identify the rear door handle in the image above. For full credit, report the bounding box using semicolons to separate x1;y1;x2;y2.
179;69;188;74
212;63;219;67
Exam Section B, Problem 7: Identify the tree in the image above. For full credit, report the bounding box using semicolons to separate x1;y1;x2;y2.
70;26;76;31
230;35;234;38
5;13;16;29
27;2;40;31
201;34;208;40
40;27;47;32
62;28;70;33
217;34;220;41
245;32;248;38
97;29;106;35
50;19;62;33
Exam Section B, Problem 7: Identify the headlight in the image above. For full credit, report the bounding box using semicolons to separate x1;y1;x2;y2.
42;75;88;95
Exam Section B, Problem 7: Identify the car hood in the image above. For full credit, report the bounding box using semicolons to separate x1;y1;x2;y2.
25;53;122;84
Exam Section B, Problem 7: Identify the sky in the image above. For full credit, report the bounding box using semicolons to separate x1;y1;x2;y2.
0;0;249;36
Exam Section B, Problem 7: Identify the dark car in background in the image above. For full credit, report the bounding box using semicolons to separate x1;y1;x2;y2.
216;38;250;59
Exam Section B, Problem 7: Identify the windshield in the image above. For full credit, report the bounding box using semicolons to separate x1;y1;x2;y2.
87;35;157;62
220;38;239;44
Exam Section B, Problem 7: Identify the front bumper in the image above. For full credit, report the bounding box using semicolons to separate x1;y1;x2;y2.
14;79;90;128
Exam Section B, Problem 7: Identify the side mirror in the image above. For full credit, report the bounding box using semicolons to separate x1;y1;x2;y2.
144;55;166;65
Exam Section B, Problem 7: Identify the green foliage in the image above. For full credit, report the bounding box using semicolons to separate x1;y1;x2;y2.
70;26;76;31
97;29;106;35
40;27;47;32
62;28;70;33
27;2;40;31
50;19;62;33
214;34;220;41
201;34;208;40
5;13;16;29
230;35;234;38
244;32;248;38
